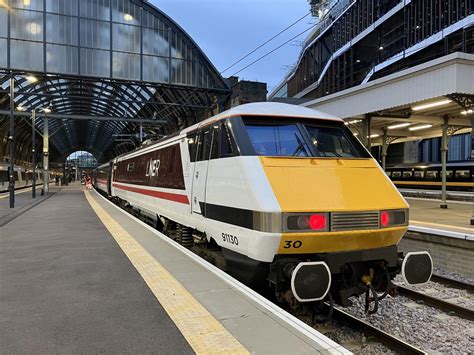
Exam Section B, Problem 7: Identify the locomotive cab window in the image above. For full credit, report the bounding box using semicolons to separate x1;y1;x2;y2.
243;117;370;158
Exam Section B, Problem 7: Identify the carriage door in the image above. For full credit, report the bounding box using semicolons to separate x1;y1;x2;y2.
192;127;213;215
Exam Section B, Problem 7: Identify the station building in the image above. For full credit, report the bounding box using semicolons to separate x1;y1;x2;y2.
270;0;473;168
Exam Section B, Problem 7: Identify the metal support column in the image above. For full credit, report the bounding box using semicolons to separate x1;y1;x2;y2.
440;117;449;209
365;114;372;151
43;114;49;194
32;109;36;198
8;75;15;208
381;128;388;170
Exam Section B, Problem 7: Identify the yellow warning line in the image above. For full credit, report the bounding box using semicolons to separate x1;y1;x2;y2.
410;220;474;233
84;190;249;354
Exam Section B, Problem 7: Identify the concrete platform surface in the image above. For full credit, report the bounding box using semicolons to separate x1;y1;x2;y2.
407;197;473;234
1;184;348;354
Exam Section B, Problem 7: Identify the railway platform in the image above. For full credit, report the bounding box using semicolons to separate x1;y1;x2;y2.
406;197;473;236
0;183;348;354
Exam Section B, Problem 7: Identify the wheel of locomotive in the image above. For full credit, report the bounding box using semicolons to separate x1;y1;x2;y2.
311;292;334;324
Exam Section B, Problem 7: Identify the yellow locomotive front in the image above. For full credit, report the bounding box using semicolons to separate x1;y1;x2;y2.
238;113;432;311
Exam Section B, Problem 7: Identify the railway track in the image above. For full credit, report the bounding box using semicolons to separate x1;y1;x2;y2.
328;305;426;354
395;284;474;321
430;274;474;293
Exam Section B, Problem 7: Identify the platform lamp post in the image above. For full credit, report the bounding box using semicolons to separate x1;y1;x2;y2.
8;74;15;208
42;107;51;194
32;109;36;198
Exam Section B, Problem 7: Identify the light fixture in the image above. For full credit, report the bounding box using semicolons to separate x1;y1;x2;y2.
43;107;52;113
369;134;380;138
124;13;133;21
356;59;361;63
461;109;473;115
17;105;26;111
28;22;40;35
25;75;38;83
353;132;359;136
408;124;433;131
379;46;384;50
388;122;411;129
412;99;451;111
345;119;361;125
23;0;31;6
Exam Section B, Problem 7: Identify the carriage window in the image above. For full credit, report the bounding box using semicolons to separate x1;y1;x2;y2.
244;119;369;158
402;171;412;178
187;132;198;162
0;170;8;183
392;171;401;178
455;170;469;178
414;171;424;178
198;128;212;161
210;125;219;160
127;163;134;172
386;171;391;177
426;170;438;178
305;125;361;158
446;170;453;178
246;124;309;157
220;122;237;158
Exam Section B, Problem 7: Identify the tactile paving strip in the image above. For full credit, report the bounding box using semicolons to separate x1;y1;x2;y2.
84;190;249;354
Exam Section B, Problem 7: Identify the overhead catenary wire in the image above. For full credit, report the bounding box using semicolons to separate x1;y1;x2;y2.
221;11;311;74
230;23;317;77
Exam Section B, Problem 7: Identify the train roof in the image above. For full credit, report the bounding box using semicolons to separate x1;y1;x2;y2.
181;102;340;134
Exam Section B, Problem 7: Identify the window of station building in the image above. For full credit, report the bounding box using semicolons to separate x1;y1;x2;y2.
402;171;412;178
10;0;44;11
455;170;470;178
46;14;78;46
46;0;78;16
80;0;111;21
426;170;438;179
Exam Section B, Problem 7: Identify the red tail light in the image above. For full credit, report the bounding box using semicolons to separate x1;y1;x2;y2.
309;214;327;230
380;211;390;227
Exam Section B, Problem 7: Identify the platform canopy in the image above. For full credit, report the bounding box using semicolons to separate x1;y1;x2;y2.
0;0;230;164
302;53;474;146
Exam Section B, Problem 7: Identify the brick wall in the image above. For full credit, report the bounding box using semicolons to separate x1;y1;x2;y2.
399;233;474;277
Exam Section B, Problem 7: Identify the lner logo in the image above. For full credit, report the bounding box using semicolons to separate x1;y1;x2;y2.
146;159;160;177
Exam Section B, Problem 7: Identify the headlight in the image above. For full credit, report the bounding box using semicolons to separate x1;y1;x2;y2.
380;209;408;228
284;213;329;232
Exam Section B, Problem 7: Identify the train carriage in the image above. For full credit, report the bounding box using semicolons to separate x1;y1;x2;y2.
96;102;432;311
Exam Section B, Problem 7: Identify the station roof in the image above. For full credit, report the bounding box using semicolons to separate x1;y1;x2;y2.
0;0;230;164
302;53;473;145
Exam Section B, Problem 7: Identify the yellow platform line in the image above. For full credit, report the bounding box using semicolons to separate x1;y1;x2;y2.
410;220;474;233
84;190;249;354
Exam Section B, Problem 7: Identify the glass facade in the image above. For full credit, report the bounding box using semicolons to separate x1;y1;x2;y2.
0;0;217;87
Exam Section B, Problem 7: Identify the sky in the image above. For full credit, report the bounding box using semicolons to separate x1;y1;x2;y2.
150;0;313;94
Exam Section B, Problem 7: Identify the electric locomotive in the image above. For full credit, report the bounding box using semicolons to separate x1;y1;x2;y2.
95;102;432;311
